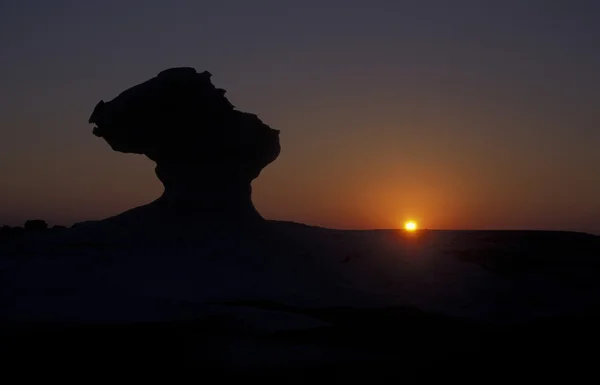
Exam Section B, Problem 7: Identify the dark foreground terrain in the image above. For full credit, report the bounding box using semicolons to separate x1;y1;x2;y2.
2;305;598;382
1;225;599;383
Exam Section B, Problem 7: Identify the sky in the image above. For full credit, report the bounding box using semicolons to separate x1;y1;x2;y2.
0;0;599;233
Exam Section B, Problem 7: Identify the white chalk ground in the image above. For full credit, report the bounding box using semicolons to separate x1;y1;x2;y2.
2;222;597;327
2;222;599;369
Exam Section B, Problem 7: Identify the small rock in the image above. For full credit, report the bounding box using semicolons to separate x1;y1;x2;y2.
24;220;48;231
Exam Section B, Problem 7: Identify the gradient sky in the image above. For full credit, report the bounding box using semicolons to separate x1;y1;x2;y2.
1;0;599;233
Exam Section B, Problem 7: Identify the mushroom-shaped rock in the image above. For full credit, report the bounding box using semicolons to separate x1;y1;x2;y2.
88;67;280;224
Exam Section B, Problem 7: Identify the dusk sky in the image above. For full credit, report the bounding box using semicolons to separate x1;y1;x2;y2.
1;0;599;233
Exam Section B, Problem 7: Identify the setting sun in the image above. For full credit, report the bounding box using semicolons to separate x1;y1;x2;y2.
404;221;418;232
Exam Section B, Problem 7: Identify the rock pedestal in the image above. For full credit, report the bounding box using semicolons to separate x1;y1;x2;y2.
88;68;280;222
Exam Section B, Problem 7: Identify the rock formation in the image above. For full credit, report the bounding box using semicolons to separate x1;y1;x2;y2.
24;219;48;232
0;226;24;242
88;67;280;223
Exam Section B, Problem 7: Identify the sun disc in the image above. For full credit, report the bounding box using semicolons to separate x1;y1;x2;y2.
404;221;417;231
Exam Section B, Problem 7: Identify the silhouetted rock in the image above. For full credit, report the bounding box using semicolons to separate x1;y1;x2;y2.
52;225;67;230
0;225;10;240
0;225;24;241
24;219;48;232
88;67;280;223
